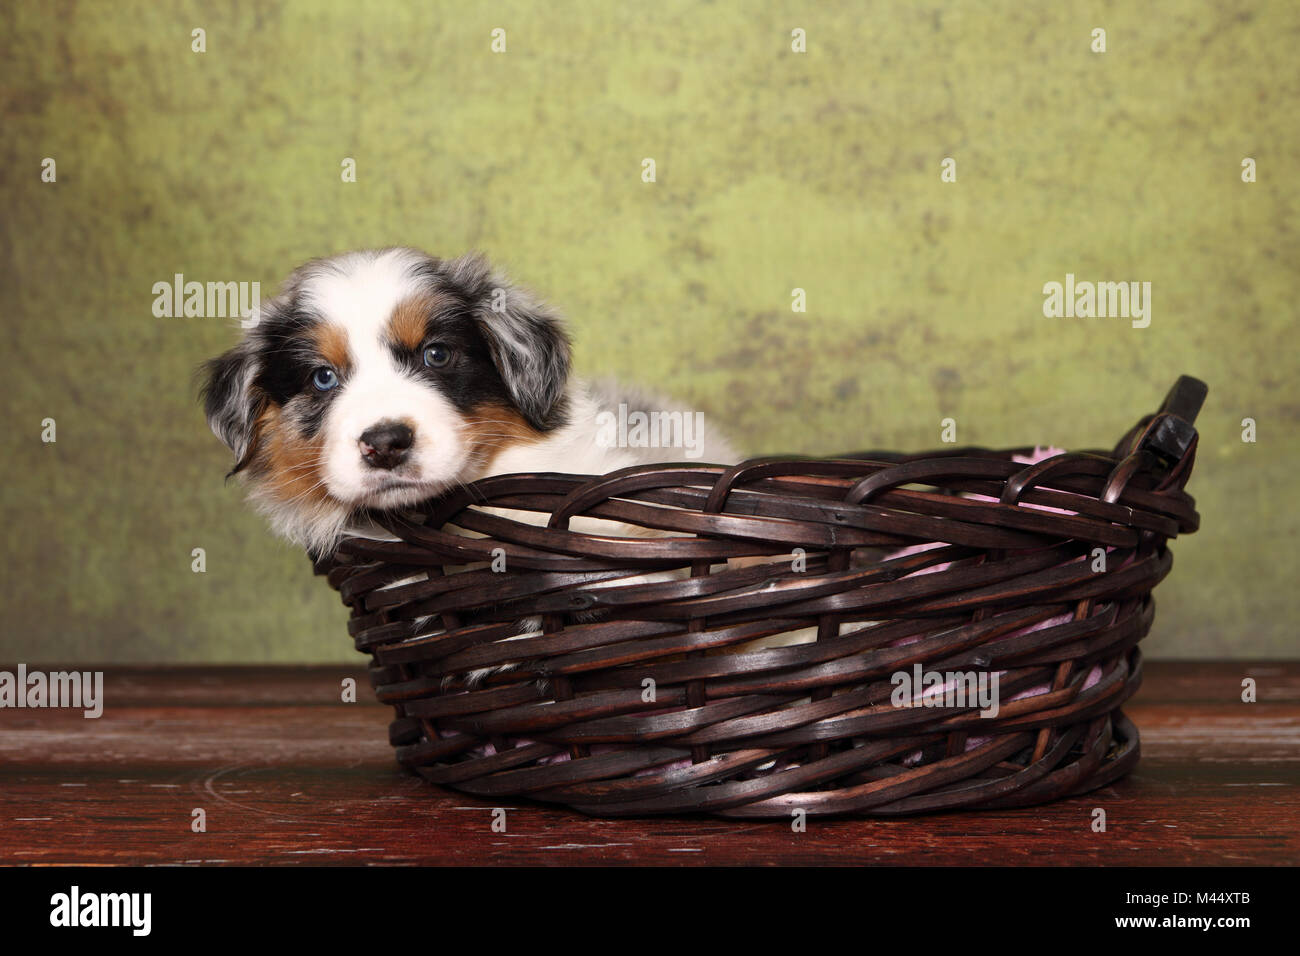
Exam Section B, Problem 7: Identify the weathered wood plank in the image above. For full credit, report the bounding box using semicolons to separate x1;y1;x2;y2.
0;663;1295;865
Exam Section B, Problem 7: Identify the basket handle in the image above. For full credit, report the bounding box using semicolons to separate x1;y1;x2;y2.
1111;374;1207;478
1157;374;1208;425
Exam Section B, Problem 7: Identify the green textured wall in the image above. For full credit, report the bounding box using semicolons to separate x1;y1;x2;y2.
1;1;1296;662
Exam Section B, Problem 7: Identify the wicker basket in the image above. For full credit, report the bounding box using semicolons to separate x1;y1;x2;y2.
321;376;1206;817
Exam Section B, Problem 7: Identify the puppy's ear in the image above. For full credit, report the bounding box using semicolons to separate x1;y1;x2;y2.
447;253;572;430
200;340;266;476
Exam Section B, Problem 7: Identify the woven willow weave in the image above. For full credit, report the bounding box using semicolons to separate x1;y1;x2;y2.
321;376;1205;817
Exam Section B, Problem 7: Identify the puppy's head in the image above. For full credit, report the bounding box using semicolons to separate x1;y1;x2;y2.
202;248;571;553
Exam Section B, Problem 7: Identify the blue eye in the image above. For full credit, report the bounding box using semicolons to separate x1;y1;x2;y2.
423;344;452;369
311;367;339;391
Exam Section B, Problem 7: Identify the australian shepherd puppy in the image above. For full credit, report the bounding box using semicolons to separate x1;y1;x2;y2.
205;249;894;688
202;247;740;557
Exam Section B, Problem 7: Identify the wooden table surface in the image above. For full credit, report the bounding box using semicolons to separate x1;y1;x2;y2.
1;662;1295;866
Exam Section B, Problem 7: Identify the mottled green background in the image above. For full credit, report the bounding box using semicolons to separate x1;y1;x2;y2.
1;1;1296;662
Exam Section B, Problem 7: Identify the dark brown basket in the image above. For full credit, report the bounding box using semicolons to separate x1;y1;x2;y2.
321;376;1206;817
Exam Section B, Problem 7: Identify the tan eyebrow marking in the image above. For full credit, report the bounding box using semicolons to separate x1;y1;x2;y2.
309;322;352;374
388;292;453;351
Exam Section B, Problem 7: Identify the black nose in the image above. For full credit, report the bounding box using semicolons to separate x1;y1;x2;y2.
359;422;414;470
